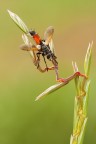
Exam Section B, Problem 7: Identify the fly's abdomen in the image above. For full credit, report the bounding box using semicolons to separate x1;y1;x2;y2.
41;44;57;60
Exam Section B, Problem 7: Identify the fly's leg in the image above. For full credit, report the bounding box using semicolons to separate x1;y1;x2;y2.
55;69;87;83
51;59;66;82
36;52;41;69
42;55;49;71
51;60;87;83
53;66;67;82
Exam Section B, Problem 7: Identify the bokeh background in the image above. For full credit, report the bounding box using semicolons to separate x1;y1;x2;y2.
0;0;96;144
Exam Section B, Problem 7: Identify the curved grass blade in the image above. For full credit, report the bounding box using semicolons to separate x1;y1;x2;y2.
35;82;68;101
7;10;29;34
35;72;80;101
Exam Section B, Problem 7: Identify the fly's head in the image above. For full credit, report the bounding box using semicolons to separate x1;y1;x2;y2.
29;30;36;36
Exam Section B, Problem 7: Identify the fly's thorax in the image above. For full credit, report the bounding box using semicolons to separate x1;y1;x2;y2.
29;30;42;44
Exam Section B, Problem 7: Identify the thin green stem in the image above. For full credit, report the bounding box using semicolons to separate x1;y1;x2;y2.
70;42;92;144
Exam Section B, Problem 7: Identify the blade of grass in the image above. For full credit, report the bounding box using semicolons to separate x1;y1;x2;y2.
35;72;80;101
7;10;29;34
35;81;68;101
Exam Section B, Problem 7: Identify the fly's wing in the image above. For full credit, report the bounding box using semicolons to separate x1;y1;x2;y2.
44;26;54;45
44;26;56;55
20;34;32;51
20;44;37;51
20;34;37;60
49;39;56;55
21;34;40;51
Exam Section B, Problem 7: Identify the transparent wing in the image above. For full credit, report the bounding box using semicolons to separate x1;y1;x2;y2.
49;39;56;55
20;44;31;51
44;26;54;45
20;44;38;51
20;34;37;59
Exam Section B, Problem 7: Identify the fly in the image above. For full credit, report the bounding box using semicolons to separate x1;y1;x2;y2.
20;26;62;82
8;10;87;83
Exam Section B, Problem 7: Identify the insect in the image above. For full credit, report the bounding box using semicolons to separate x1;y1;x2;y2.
8;10;87;83
20;26;65;82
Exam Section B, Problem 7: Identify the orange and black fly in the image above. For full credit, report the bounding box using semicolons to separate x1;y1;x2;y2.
8;10;87;82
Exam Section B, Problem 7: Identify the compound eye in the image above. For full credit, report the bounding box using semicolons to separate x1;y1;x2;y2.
36;45;41;50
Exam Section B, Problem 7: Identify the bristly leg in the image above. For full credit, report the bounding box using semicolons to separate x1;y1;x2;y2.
54;66;87;83
74;71;88;79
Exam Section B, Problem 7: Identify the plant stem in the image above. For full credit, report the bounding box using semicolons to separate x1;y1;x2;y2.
70;42;92;144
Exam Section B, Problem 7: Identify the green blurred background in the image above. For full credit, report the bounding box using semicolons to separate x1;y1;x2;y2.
0;0;96;144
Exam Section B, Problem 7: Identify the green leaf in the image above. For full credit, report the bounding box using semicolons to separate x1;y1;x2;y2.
7;10;29;34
